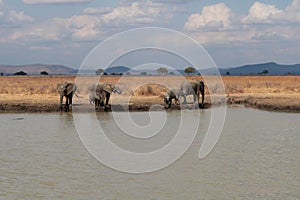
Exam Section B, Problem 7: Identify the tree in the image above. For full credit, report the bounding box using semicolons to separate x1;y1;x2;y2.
262;69;269;75
40;71;49;75
226;72;230;75
0;72;3;76
156;67;168;75
258;69;269;75
96;69;104;75
184;66;196;74
14;71;27;76
140;72;147;76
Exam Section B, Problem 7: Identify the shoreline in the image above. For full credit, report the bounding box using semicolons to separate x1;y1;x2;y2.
1;96;299;113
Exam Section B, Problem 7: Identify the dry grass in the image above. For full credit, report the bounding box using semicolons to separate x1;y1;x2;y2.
223;76;300;95
0;75;299;111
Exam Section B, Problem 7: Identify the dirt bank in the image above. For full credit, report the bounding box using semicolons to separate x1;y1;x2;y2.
1;95;299;113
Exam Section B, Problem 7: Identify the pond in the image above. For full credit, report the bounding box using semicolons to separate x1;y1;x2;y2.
1;108;299;199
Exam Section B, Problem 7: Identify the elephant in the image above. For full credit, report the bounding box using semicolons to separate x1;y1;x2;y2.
89;83;105;110
57;82;77;112
89;82;122;111
180;79;205;108
164;88;182;109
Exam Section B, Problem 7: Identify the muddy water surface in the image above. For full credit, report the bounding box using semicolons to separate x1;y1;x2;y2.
1;108;299;199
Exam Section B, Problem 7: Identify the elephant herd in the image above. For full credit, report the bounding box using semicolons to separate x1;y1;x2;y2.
57;79;205;112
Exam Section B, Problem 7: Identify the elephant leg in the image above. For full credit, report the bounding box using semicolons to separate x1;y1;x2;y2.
59;94;63;112
196;93;200;108
105;93;110;106
104;93;111;112
95;99;98;108
94;99;98;111
100;99;104;107
183;95;187;104
201;92;205;108
64;96;69;112
69;95;73;111
193;94;197;103
166;99;171;109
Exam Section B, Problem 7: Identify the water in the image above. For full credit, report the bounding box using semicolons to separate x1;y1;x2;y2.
0;108;299;200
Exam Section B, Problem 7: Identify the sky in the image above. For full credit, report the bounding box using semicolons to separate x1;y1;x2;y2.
0;0;299;69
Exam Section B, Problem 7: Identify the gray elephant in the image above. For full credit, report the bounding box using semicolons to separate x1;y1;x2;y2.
89;82;122;111
89;83;105;110
164;88;182;109
57;82;77;112
180;79;205;108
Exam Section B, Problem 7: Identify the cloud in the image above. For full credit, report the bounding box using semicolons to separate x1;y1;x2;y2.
83;7;113;15
278;0;300;22
0;0;4;17
243;1;282;24
67;15;103;41
7;14;102;42
29;46;51;50
8;18;68;42
3;1;175;43
101;1;171;26
184;3;233;31
22;0;92;4
7;10;34;23
251;31;288;41
243;0;300;24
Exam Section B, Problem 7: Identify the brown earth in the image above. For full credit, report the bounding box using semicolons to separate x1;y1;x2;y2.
0;75;299;113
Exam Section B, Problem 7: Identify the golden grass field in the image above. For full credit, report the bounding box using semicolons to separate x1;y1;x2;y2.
0;75;299;112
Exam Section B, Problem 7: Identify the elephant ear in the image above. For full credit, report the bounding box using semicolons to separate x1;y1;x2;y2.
64;82;74;95
103;83;114;93
57;83;66;93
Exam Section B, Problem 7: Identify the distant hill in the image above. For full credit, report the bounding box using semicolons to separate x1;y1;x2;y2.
104;66;131;74
219;62;300;76
0;64;77;75
1;62;300;76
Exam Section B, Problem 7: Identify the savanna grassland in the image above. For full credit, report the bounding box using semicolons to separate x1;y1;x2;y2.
0;75;299;112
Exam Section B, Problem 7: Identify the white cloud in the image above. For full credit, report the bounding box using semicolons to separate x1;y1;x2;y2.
29;46;51;50
243;2;282;24
83;7;113;15
184;3;233;31
0;0;4;17
8;18;68;42
278;0;300;22
188;30;255;45
7;10;34;23
7;14;104;42
101;1;170;26
67;15;102;40
243;0;300;24
251;31;288;41
22;0;92;4
71;1;171;39
3;1;174;43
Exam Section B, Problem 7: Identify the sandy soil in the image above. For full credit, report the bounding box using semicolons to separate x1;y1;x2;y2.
0;75;299;112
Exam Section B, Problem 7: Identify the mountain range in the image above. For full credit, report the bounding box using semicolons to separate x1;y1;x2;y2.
218;62;300;75
0;64;77;75
1;62;300;76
